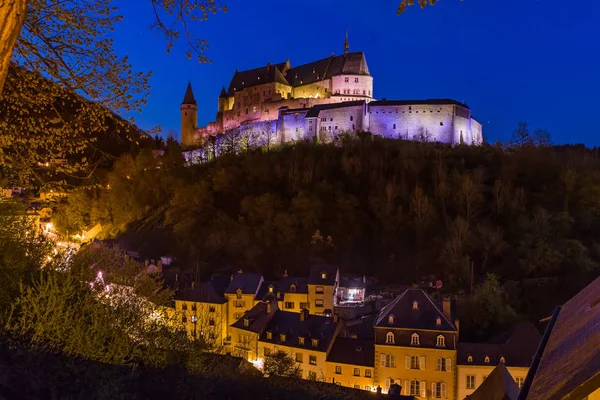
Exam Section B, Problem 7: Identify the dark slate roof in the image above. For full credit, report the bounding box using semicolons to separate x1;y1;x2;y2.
219;87;227;98
458;322;541;367
259;311;338;353
284;52;370;87
327;338;374;367
182;82;196;105
230;301;277;334
226;62;289;96
374;288;456;331
308;263;339;286
465;363;520;400
255;277;309;300
225;272;263;295
174;275;230;304
524;276;600;400
369;99;469;109
345;314;377;340
305;101;365;118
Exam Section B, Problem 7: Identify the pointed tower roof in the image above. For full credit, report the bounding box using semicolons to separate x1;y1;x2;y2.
182;81;197;105
219;87;227;98
344;30;349;54
465;363;520;400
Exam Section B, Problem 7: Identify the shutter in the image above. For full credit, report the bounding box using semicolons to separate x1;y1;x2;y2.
432;382;436;398
405;355;411;369
391;354;396;368
405;380;410;395
380;354;386;367
446;358;452;372
420;381;427;398
435;357;440;371
420;356;426;370
441;382;447;399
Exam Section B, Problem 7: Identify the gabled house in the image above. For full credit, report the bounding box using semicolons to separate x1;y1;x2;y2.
326;337;375;391
224;270;264;333
308;264;339;315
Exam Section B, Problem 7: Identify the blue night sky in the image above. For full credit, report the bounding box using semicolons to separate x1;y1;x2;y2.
112;0;600;146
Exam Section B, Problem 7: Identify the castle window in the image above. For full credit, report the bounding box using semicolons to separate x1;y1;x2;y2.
245;108;248;114
355;77;359;83
409;106;412;110
386;332;395;344
345;77;349;83
350;116;353;121
328;126;331;131
330;118;333;122
363;90;366;95
440;122;444;126
368;90;371;96
352;124;355;130
393;124;396;129
411;333;420;346
335;126;338;130
184;112;187;116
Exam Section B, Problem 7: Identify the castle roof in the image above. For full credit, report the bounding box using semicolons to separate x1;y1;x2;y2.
226;62;289;96
182;82;197;105
369;99;470;108
219;87;227;98
305;100;365;118
374;288;456;332
285;52;370;87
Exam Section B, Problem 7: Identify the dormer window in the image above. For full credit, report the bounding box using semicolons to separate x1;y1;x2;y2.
356;346;362;352
388;314;395;325
290;284;296;293
243;319;249;327
467;355;473;363
280;334;286;342
236;288;242;300
298;337;305;345
386;332;395;344
436;317;442;326
412;300;419;310
268;284;274;293
266;331;272;339
321;272;327;279
312;339;319;348
500;356;506;363
484;356;490;364
436;335;446;347
411;333;420;346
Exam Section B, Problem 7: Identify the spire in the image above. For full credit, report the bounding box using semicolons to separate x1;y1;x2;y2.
182;81;197;105
344;30;349;54
219;87;227;98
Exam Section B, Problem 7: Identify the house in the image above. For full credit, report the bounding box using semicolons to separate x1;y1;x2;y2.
326;337;376;391
519;276;600;400
457;322;541;399
230;299;278;362
224;270;264;334
255;276;310;313
373;289;458;398
307;264;339;315
337;276;367;304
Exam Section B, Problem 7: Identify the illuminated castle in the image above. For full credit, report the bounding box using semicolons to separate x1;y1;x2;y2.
181;33;483;148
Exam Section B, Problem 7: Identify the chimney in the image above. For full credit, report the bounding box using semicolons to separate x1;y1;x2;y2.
230;273;234;281
363;275;366;284
175;273;178;282
300;309;309;321
443;297;452;320
283;270;288;277
266;301;272;314
191;281;195;290
237;269;243;274
277;291;281;299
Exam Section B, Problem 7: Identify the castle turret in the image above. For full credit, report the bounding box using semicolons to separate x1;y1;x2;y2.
344;30;349;54
217;87;227;112
181;82;198;147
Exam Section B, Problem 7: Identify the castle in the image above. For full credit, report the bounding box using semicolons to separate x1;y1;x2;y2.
181;33;483;148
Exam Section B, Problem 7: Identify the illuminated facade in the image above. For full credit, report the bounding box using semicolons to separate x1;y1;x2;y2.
181;34;483;149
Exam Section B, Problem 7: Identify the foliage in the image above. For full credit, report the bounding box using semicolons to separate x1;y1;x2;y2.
263;350;302;378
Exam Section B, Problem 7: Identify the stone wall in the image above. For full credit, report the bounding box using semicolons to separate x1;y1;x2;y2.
331;75;373;98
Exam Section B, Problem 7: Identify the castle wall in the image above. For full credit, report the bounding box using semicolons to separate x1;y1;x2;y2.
278;109;310;143
315;104;365;143
331;75;373;98
292;80;331;99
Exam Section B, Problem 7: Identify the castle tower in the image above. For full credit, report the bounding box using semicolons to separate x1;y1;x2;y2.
217;87;227;112
181;81;198;147
344;30;349;54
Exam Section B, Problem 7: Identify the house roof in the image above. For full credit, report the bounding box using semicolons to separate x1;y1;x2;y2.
259;311;338;353
225;272;263;295
465;362;520;400
345;314;377;340
327;338;374;367
339;277;365;289
458;322;541;367
308;263;339;286
305;101;365;118
174;275;230;304
284;52;370;87
374;288;456;331
226;62;289;96
230;301;277;334
522;276;600;400
369;99;469;108
182;82;196;105
255;277;310;299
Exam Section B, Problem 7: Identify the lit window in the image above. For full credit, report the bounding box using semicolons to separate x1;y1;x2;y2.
296;353;303;363
388;314;395;325
335;365;342;374
280;334;286;342
353;368;360;376
243;319;249;327
290;284;296;293
411;333;420;346
467;355;473;363
412;300;419;310
500;356;506;363
309;355;317;365
386;332;395;344
268;285;274;293
298;337;305;345
365;369;372;378
516;377;524;388
466;375;476;389
436;335;445;347
312;339;319;348
484;356;490;363
266;331;272;339
365;386;371;391
436;317;441;326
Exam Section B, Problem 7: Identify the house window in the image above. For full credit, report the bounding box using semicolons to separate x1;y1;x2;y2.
466;375;476;389
191;304;197;311
298;337;305;345
290;284;296;293
266;331;272;339
182;304;188;311
243;319;249;327
365;369;372;378
209;318;215;326
412;300;419;310
436;317;441;326
315;299;324;307
285;302;295;309
467;355;473;363
191;316;197;322
355;78;359;83
296;353;303;363
353;368;360;376
236;289;242;300
308;371;317;380
345;77;349;83
436;335;445;347
410;355;420;370
182;316;187;323
300;302;309;309
500;356;506;363
312;339;318;347
316;286;324;294
309;355;317;365
280;334;286;342
388;314;395;325
264;347;271;356
386;332;395;344
411;333;420;346
516;377;524;388
432;382;446;399
484;355;490;363
410;380;421;396
380;353;395;368
435;357;451;372
335;366;342;374
268;285;274;293
209;306;215;313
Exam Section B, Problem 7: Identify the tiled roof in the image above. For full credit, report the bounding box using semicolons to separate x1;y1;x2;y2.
465;362;520;400
259;311;338;353
255;277;309;300
226;62;289;96
458;322;541;367
284;52;370;87
305;101;365;118
523;276;600;400
369;99;469;108
327;338;374;367
174;275;229;304
308;263;339;286
230;301;277;334
182;82;196;105
374;288;456;331
225;272;263;295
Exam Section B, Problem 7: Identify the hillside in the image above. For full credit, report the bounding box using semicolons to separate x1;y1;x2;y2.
59;137;600;324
